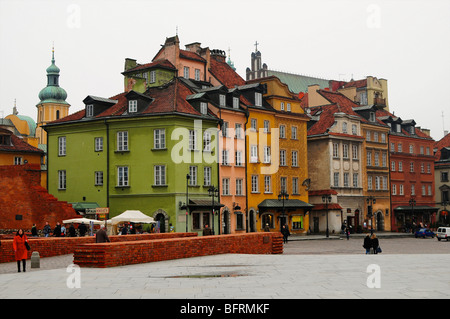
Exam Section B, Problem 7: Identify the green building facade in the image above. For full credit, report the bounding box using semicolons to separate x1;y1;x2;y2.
45;78;221;234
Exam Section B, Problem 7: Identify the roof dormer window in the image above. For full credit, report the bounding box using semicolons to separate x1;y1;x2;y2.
219;94;226;107
369;112;376;122
86;104;94;117
128;100;137;113
255;92;262;107
233;97;239;109
200;102;208;115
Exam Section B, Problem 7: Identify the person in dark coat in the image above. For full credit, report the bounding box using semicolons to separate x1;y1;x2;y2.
363;234;372;254
371;234;380;254
203;224;213;236
43;222;52;237
95;225;110;243
78;222;87;237
281;224;290;244
68;223;76;237
31;224;38;237
53;222;61;237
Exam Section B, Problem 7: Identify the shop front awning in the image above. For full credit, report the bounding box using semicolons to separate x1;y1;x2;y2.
394;205;439;213
258;199;314;214
70;202;100;211
187;199;224;212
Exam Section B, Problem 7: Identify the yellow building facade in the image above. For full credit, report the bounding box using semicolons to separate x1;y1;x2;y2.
246;77;312;234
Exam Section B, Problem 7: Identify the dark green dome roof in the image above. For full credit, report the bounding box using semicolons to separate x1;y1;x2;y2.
38;49;68;105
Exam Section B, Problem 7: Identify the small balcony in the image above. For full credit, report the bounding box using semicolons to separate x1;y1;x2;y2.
373;97;386;107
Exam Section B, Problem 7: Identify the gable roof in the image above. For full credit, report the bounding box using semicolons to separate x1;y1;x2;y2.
0;128;44;154
434;132;450;160
46;78;218;126
209;57;246;89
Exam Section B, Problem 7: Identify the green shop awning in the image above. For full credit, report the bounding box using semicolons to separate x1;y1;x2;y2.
70;202;100;210
258;199;314;213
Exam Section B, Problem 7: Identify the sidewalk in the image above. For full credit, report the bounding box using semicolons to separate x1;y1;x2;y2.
289;231;414;241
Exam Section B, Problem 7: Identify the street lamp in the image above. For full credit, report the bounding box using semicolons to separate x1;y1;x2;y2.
208;185;219;235
409;196;416;232
186;174;190;233
322;194;331;238
366;196;376;235
278;190;289;231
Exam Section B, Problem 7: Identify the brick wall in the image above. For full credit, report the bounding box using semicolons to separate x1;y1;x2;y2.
0;164;78;231
73;233;284;268
0;232;197;263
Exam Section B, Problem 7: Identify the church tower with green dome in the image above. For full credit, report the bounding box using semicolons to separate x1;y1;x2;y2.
36;47;70;145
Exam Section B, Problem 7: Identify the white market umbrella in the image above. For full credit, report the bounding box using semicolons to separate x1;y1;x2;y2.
107;210;155;225
62;217;104;225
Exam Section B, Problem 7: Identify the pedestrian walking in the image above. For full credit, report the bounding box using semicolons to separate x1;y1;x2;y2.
43;222;52;237
371;234;380;254
95;225;110;243
13;229;29;272
281;224;290;244
363;234;371;254
345;227;350;240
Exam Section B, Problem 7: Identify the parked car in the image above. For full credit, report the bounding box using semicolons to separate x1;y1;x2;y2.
436;227;450;241
414;228;435;238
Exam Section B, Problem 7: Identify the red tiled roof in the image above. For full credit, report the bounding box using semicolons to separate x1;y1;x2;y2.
376;108;434;140
0;129;44;154
123;59;176;73
341;79;367;89
48;78;216;125
180;49;206;62
209;58;246;89
434;132;450;160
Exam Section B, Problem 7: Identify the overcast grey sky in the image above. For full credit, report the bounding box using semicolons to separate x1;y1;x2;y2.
1;0;449;140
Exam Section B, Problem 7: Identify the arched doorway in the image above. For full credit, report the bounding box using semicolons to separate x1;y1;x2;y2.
376;210;384;231
153;209;169;233
249;209;256;232
222;209;230;234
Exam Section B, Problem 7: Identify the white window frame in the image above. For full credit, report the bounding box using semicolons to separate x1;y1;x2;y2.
255;92;262;106
154;165;166;186
189;130;197;151
203;166;211;186
233;97;239;109
58;170;66;190
280;150;286;166
128;100;138;113
95;171;103;186
222;178;230;195
236;178;243;196
184;66;190;79
154;129;166;149
292;150;298;167
200;102;208;115
251;175;259;193
86;104;94;117
195;69;201;81
95;137;103;152
150;70;156;83
189;166;197;186
117;166;129;187
264;175;272;193
117;131;128;151
58;136;66;156
250;145;258;163
263;146;271;163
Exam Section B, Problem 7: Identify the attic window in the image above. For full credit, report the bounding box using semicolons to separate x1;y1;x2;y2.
233;97;239;109
129;100;137;113
219;95;226;107
369;112;375;122
200;102;208;115
0;135;11;145
255;93;262;107
86;104;94;117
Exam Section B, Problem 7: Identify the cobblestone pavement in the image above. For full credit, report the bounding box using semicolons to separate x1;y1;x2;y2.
0;236;449;300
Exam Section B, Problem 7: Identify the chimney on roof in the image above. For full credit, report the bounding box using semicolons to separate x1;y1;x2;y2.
210;49;226;63
124;58;137;71
185;42;202;54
